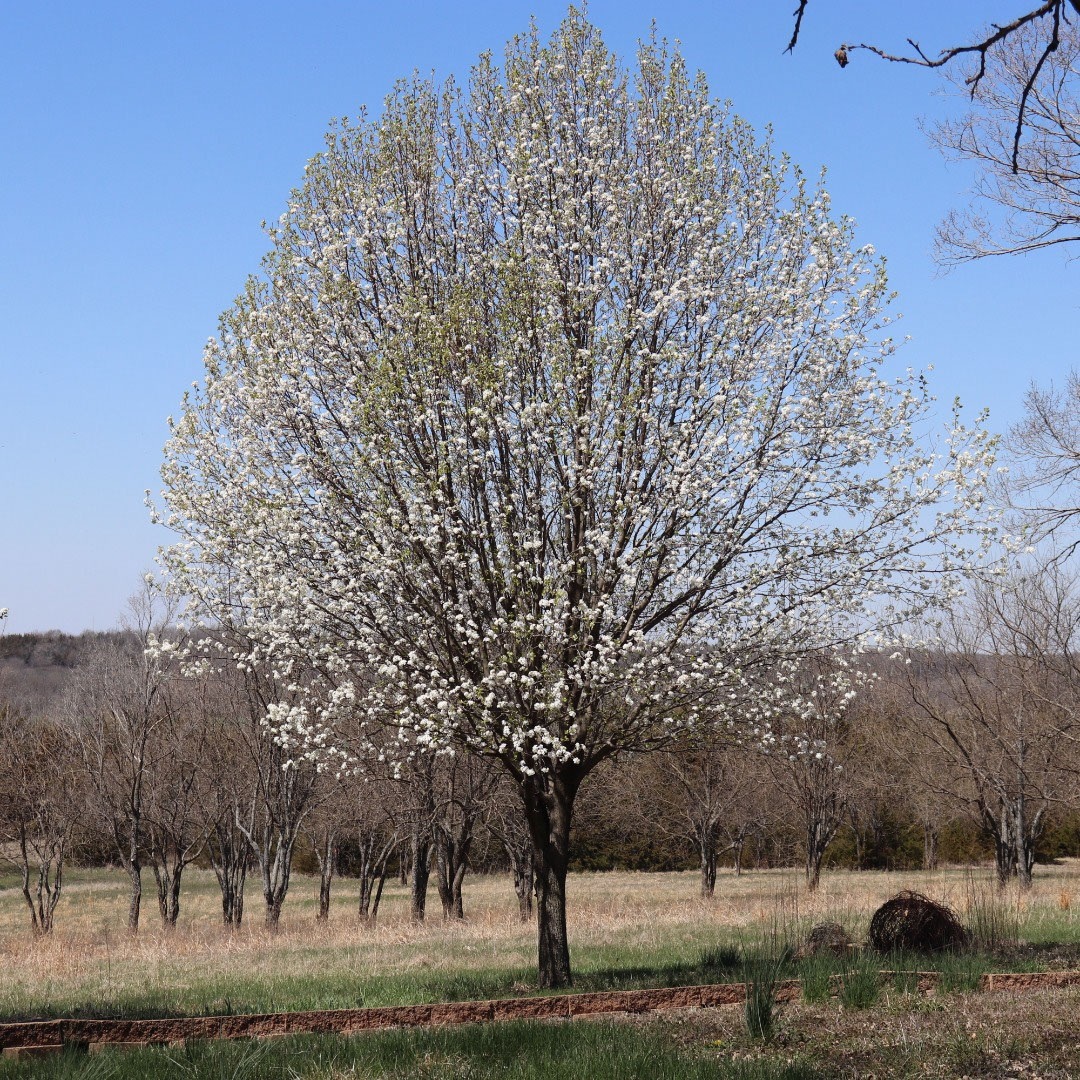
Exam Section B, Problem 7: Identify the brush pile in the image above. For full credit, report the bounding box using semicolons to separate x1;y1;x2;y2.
796;921;852;959
867;891;969;953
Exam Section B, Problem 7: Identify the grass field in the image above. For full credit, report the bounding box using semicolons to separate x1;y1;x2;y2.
3;862;1080;1076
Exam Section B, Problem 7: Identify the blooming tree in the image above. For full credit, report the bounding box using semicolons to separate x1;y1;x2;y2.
158;13;995;987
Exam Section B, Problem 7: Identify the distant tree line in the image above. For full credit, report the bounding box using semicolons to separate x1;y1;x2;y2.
3;582;1079;939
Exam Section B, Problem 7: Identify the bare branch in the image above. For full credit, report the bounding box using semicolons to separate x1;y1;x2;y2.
789;2;1080;172
1011;4;1062;170
785;1;809;54
930;19;1080;260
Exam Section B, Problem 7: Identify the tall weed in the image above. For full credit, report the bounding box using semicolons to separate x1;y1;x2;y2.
964;872;1019;951
741;929;792;1041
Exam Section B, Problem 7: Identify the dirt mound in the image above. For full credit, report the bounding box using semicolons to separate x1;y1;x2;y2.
867;891;968;954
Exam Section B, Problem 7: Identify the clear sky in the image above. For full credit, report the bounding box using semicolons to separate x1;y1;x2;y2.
1;1;1075;634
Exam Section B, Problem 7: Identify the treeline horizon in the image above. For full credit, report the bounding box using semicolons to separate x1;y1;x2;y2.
3;625;1078;943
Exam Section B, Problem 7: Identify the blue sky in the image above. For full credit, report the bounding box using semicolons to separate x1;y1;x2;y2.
1;1;1075;634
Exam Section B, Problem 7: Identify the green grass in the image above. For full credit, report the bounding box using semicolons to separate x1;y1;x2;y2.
0;956;760;1023
741;947;788;1042
4;861;1080;1080
0;1023;824;1080
936;952;997;994
798;954;835;1004
836;954;881;1010
0;931;1058;1026
4;864;1080;1079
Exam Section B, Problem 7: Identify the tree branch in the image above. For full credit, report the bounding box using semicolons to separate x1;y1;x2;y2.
785;1;809;54
787;2;1080;171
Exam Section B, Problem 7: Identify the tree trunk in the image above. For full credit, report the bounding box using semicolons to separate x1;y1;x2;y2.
989;807;1015;888
732;837;745;877
151;860;184;927
358;865;389;925
1016;841;1034;890
250;816;302;928
806;846;824;892
699;834;717;897
805;819;831;892
434;825;471;920
208;817;248;927
1014;802;1044;892
501;828;534;920
922;821;939;872
450;860;467;919
317;856;334;921
263;857;290;929
409;825;431;923
124;859;142;934
521;769;579;990
514;855;535;920
356;832;395;926
252;826;297;929
312;829;337;922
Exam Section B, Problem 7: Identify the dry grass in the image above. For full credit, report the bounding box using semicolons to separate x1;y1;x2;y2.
2;861;1079;1022
630;984;1080;1078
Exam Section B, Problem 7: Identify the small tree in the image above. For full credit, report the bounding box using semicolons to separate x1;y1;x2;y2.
66;581;183;934
763;657;858;891
628;739;770;895
432;754;498;920
159;13;994;986
0;706;79;936
485;779;536;921
196;688;254;928
1005;372;1080;551
902;565;1080;888
143;673;214;928
349;779;399;926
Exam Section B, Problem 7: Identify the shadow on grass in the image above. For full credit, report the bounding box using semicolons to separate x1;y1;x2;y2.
2;940;1074;1026
0;1022;826;1080
1;957;749;1024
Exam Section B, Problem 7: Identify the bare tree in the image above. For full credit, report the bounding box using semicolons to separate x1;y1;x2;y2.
902;566;1080;888
628;740;770;896
1005;373;1080;554
763;657;858;892
432;755;498;921
484;779;535;921
66;581;182;934
306;767;399;925
929;20;1080;260
0;705;79;936
197;692;254;927
306;773;344;923
143;677;214;927
350;780;399;927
